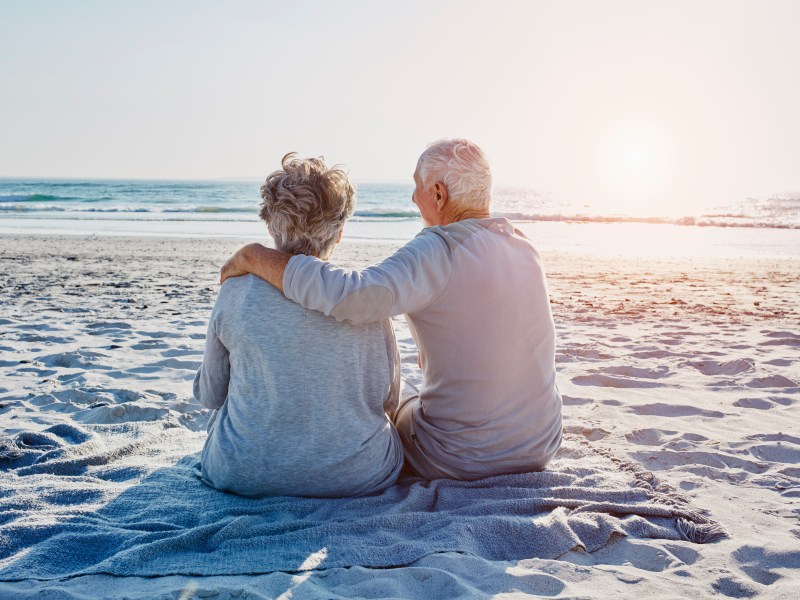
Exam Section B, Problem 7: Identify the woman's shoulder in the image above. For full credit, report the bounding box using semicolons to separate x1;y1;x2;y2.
219;273;283;300
217;275;384;333
213;274;291;321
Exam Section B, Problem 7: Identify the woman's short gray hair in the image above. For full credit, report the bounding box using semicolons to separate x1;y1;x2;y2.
417;139;492;210
259;153;356;257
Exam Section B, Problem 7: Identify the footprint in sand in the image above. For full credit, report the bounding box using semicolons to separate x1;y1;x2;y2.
599;399;623;406
131;340;170;350
625;428;679;446
732;544;800;587
760;330;800;348
762;330;800;339
602;365;673;379
769;396;794;406
563;425;611;441
15;334;74;344
629;403;725;418
746;432;800;445
561;538;681;572
634;448;769;477
571;374;665;388
39;389;109;405
746;441;800;464
150;358;201;370
161;348;202;358
59;307;92;314
625;429;708;447
687;358;754;376
627;348;696;359
559;347;615;361
735;395;794;410
12;322;65;332
734;397;774;410
75;403;171;424
778;466;800;478
27;394;81;414
712;575;760;598
561;395;593;406
56;372;88;384
746;375;799;389
139;331;183;339
38;350;111;370
663;544;700;566
85;321;133;336
107;388;161;403
761;338;800;347
764;358;793;366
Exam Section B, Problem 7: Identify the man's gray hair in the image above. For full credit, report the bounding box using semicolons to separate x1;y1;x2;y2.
417;139;492;210
259;153;356;257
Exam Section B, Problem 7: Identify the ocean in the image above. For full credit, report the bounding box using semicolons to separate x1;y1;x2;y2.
1;179;799;258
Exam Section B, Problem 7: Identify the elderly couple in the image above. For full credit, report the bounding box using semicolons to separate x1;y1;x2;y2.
193;139;563;498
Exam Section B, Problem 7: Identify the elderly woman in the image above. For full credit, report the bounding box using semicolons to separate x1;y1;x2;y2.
193;154;403;497
220;139;563;481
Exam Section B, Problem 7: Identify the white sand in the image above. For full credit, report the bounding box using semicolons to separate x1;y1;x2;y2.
0;234;798;599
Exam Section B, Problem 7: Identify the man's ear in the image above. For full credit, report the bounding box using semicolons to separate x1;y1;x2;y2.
336;228;344;244
434;182;449;212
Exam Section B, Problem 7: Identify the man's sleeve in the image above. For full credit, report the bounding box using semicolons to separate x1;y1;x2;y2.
283;231;452;325
193;314;230;410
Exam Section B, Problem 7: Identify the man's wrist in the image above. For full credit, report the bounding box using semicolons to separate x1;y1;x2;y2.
242;243;266;271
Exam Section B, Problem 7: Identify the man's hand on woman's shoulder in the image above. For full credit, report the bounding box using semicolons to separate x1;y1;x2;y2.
219;243;291;292
220;243;261;284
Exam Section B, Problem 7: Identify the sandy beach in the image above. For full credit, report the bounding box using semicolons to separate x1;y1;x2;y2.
1;233;798;599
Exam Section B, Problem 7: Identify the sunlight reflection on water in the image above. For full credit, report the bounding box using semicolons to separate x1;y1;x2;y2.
514;221;800;259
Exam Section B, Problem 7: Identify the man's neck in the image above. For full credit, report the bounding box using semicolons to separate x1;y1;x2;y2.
443;208;492;225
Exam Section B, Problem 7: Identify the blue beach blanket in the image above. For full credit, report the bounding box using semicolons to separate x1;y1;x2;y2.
0;421;724;581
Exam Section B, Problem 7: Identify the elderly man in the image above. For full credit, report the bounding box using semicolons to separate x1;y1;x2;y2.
221;139;562;481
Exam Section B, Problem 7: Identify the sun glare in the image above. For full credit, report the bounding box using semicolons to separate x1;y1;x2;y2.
596;122;675;216
621;144;650;175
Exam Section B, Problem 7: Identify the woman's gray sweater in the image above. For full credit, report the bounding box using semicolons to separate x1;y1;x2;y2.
193;274;403;498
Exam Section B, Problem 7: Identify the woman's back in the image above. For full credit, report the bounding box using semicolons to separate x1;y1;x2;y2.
195;274;403;498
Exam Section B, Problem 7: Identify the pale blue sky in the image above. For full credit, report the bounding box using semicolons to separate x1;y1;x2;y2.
1;0;798;213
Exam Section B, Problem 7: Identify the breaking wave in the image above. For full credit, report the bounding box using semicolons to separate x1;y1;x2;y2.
1;180;798;230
